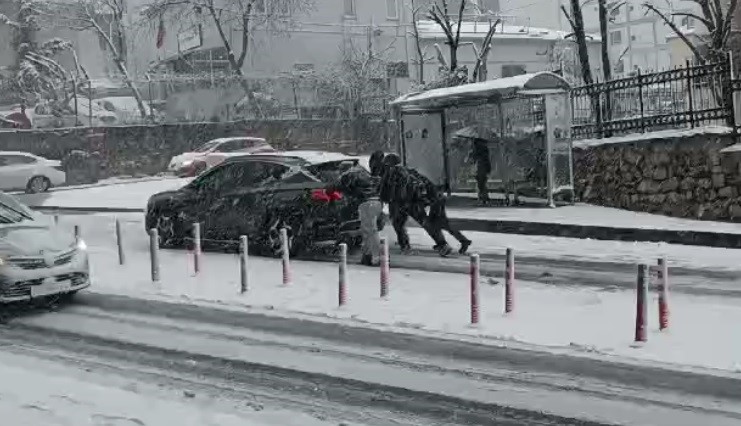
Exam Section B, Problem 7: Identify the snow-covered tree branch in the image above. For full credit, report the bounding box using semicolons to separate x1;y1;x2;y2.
55;0;149;120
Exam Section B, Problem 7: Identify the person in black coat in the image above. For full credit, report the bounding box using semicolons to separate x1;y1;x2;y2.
375;152;460;257
469;137;492;205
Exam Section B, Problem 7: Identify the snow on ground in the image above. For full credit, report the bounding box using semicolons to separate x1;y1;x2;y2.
0;349;337;426
21;177;741;235
78;215;741;373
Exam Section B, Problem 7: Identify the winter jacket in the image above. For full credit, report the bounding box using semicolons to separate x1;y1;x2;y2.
380;165;440;207
328;165;380;202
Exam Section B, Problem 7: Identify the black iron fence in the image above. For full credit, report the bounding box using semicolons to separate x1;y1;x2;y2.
571;54;738;139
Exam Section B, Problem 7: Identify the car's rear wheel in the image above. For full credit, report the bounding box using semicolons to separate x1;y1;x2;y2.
265;218;303;258
26;176;51;194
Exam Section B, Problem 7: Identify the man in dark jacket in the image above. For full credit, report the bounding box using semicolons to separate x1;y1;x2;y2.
377;152;456;257
469;137;492;205
328;160;383;266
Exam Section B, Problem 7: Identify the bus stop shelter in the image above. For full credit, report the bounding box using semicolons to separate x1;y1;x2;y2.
389;72;574;207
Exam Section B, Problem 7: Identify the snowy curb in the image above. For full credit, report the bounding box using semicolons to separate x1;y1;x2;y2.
9;175;177;196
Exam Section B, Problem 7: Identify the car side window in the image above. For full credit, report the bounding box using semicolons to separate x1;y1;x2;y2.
3;155;36;165
189;163;239;192
216;140;243;153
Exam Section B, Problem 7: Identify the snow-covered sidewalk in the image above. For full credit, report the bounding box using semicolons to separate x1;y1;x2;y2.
0;349;336;425
84;226;741;374
16;176;741;236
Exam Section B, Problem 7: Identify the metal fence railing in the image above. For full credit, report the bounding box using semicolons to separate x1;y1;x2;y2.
571;54;737;139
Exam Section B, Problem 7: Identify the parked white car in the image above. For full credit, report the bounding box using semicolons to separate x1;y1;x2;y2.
168;137;275;177
0;151;66;193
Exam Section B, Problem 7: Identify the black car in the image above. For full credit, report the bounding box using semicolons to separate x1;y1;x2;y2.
145;151;363;256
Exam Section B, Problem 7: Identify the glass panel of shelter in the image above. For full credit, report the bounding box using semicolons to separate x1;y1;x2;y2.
443;96;548;203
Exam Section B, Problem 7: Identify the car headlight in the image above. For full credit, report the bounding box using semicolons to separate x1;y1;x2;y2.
0;256;5;267
76;238;87;251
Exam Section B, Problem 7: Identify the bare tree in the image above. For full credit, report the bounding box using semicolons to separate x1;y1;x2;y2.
57;0;149;119
561;0;594;86
643;0;739;63
0;1;74;108
427;0;467;73
408;0;433;84
469;19;500;82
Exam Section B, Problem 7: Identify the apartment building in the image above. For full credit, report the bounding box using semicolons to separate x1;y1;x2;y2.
500;0;702;76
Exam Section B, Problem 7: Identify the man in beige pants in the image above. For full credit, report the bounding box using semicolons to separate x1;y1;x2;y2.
329;161;384;266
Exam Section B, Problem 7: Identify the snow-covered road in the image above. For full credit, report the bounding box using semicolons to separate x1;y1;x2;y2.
3;297;740;426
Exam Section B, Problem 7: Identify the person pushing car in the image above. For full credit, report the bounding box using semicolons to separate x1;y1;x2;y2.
328;160;384;266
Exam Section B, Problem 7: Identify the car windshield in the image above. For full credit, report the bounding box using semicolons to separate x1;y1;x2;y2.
194;141;220;152
0;193;34;223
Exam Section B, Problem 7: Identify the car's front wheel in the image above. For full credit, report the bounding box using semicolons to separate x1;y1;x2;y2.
152;211;183;248
26;176;51;194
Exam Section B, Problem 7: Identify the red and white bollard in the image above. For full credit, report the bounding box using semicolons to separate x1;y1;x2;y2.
338;243;348;307
635;264;649;343
505;248;515;314
657;257;670;331
380;236;389;299
470;253;481;325
280;227;292;286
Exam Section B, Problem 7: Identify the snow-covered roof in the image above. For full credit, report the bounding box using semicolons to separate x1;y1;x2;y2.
415;20;601;43
0;151;41;158
390;72;570;110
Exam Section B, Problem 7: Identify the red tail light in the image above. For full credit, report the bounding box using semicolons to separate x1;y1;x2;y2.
311;189;343;202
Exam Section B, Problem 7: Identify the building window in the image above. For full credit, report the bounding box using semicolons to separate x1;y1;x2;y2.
681;16;695;28
610;30;622;45
501;64;526;78
386;0;398;19
344;0;356;17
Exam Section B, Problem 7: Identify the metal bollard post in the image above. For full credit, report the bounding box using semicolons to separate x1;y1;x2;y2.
192;222;201;275
280;228;291;286
74;225;80;242
338;243;348;307
657;258;670;331
239;235;249;294
149;228;160;283
53;214;59;225
635;264;648;342
115;218;125;265
470;253;481;325
380;236;389;298
505;248;514;314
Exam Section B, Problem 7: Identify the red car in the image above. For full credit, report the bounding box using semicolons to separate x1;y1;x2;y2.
167;137;275;177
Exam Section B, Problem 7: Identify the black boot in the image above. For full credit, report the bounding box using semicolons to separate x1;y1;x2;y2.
459;239;472;255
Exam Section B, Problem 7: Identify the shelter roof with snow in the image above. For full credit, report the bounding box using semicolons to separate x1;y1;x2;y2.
414;20;601;43
390;72;571;111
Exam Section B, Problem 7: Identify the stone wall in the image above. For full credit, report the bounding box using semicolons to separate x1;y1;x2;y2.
574;128;741;221
0;118;392;177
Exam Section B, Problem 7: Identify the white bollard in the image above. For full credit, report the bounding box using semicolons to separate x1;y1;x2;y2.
149;228;160;283
192;222;201;275
338;243;348;307
280;227;291;286
239;235;249;294
115;218;125;265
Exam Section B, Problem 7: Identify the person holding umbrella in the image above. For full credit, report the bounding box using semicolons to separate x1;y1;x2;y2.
455;126;493;205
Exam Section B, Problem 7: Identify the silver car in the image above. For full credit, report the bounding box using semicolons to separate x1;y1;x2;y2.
0;193;90;302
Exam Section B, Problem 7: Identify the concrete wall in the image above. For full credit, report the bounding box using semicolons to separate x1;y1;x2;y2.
574;129;741;221
0;118;391;177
